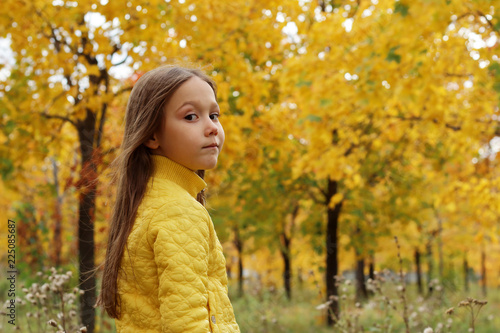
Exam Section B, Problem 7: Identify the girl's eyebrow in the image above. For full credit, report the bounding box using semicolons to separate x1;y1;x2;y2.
176;100;220;112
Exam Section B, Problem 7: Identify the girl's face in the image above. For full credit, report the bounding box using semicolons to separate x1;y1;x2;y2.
146;76;225;171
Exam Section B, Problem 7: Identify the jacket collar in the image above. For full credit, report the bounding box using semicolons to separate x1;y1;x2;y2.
151;154;207;199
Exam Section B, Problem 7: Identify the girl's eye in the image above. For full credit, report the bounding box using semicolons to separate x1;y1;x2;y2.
184;114;198;121
210;113;220;120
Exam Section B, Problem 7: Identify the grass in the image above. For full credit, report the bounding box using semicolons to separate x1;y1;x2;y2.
2;267;499;332
229;284;331;333
229;274;500;333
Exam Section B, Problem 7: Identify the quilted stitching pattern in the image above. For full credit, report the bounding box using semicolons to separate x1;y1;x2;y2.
116;155;240;333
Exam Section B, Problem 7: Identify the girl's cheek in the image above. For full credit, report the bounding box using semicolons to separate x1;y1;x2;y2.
219;128;225;148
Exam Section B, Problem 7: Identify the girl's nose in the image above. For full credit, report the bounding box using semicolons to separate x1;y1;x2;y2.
205;118;218;136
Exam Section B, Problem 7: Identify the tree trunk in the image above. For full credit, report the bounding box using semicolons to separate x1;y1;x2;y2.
233;226;244;297
426;242;433;296
437;215;444;282
481;250;487;297
463;253;469;292
415;248;423;295
77;110;98;333
51;157;63;267
326;179;343;325
238;251;243;297
355;256;367;302
280;231;292;300
368;256;375;297
354;223;367;302
368;256;375;281
279;204;298;300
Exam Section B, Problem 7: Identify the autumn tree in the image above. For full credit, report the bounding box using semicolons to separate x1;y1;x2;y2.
280;0;499;324
0;0;174;329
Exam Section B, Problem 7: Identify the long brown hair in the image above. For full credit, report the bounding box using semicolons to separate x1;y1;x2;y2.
96;66;216;318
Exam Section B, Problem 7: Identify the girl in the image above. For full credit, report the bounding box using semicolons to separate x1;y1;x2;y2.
97;66;240;333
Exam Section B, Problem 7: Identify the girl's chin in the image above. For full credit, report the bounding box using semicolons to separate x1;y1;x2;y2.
189;158;219;171
199;161;218;170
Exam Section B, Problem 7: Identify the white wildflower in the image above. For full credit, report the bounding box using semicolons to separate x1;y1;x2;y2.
41;283;50;293
315;301;332;310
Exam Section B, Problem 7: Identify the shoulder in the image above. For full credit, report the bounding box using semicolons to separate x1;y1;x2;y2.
143;182;208;228
147;177;192;202
129;176;209;239
138;178;200;213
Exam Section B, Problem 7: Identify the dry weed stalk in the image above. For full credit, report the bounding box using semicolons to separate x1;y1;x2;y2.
394;236;410;333
452;297;487;333
1;267;87;332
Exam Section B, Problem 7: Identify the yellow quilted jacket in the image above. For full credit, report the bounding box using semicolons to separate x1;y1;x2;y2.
116;155;240;333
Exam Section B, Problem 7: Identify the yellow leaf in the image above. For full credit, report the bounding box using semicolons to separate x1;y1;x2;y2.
329;193;344;208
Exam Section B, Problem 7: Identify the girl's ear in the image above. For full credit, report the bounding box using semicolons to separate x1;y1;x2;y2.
144;133;160;150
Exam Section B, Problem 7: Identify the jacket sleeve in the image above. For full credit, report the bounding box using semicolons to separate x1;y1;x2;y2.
150;202;211;333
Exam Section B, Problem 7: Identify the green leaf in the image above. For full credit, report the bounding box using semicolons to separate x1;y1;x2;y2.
386;46;401;63
0;157;14;181
296;79;312;87
394;2;409;17
4;120;16;135
320;98;332;107
306;115;322;122
242;127;253;135
494;15;500;31
351;209;365;219
489;63;500;77
494;82;500;93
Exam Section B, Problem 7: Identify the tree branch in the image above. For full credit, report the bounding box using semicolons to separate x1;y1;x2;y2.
387;115;463;132
114;86;133;96
445;73;472;78
96;103;107;149
40;112;77;127
111;54;129;67
476;10;499;33
39;90;78;128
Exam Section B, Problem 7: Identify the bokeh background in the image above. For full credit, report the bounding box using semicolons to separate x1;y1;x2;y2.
1;0;500;332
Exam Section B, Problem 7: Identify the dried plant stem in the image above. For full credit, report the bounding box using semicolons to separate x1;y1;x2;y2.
394;236;410;333
27;314;34;333
37;307;41;331
468;301;487;333
59;289;67;332
469;307;476;333
310;270;339;324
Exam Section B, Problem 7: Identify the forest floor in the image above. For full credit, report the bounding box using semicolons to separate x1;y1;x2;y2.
1;268;499;333
229;277;500;333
